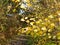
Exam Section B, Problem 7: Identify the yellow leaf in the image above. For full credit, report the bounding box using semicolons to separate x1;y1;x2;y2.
7;6;12;9
48;29;52;32
50;23;55;27
41;26;47;31
13;9;16;12
34;29;38;32
25;17;28;19
57;36;60;39
26;20;30;23
30;22;34;25
15;0;20;2
36;21;40;24
48;15;54;18
23;0;30;3
57;32;60;39
48;35;51;38
56;11;60;16
53;36;56;39
38;31;43;35
59;18;60;21
21;18;25;21
27;3;32;7
20;4;26;9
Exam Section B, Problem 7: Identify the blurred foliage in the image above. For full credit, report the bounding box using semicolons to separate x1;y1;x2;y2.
0;0;60;45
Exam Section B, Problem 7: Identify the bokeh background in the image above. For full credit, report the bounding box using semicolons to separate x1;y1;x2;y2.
0;0;60;45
